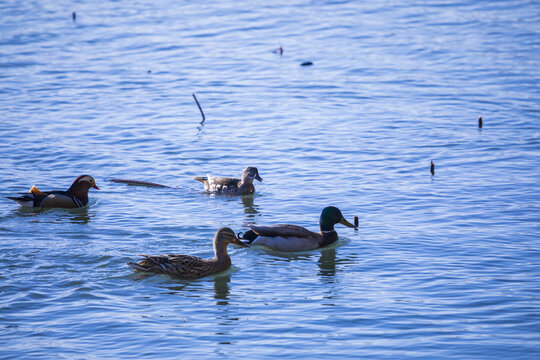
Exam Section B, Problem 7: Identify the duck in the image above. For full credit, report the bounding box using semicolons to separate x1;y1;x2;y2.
127;227;249;279
6;175;99;208
239;206;356;252
194;166;262;195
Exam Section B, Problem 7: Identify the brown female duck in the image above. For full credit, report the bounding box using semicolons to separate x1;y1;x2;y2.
194;166;262;195
127;227;249;279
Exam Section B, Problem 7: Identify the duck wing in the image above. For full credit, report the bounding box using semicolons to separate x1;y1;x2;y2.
249;224;319;239
206;176;241;193
128;254;214;278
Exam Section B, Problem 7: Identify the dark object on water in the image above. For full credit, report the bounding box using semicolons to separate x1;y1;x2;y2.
274;46;283;55
430;161;435;176
110;179;171;188
300;61;313;66
147;70;151;73
478;116;483;128
354;216;359;228
192;93;205;122
72;12;76;21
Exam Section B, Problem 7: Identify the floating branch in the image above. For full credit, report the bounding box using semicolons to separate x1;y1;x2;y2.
110;179;172;188
430;161;435;176
192;93;205;122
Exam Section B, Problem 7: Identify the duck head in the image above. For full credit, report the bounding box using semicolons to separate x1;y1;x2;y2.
319;206;356;232
68;175;99;196
215;227;250;249
242;167;263;183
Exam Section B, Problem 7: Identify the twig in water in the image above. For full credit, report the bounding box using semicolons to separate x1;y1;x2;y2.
192;93;205;122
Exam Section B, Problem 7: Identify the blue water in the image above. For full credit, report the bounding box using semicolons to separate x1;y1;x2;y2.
1;0;539;358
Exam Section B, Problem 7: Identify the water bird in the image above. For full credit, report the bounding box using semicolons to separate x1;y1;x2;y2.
239;206;356;252
7;175;99;208
194;166;262;195
127;227;249;279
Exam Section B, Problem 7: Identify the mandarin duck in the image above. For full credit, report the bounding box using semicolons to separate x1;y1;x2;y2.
7;175;99;208
194;166;262;195
239;206;356;252
127;227;249;279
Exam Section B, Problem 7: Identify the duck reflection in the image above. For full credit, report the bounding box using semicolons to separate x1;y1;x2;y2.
318;247;337;280
65;207;93;224
240;195;259;221
15;206;93;224
213;272;231;306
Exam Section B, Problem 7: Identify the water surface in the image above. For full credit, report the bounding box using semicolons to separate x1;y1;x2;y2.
1;0;539;358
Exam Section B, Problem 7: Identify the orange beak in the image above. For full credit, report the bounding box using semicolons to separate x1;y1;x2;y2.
93;184;100;190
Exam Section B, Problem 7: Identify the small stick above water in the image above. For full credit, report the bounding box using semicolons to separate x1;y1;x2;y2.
430;161;435;176
354;216;359;228
192;93;205;122
478;116;483;128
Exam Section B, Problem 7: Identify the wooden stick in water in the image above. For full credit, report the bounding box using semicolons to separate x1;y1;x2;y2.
110;179;172;188
430;161;435;176
192;93;205;122
354;216;359;228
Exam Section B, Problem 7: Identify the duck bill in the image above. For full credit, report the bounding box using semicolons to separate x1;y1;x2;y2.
340;217;356;229
93;184;100;190
233;236;250;248
255;174;263;182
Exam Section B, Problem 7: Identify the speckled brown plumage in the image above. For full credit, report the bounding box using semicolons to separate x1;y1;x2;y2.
127;227;249;279
194;166;262;195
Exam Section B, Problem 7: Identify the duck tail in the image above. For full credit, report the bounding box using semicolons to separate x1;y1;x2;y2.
6;195;34;207
238;230;258;244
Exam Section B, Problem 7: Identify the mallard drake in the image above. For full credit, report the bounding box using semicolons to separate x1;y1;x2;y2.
240;206;356;252
127;227;249;279
194;166;262;195
6;175;99;208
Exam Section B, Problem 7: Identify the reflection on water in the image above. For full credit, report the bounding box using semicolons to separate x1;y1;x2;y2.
213;273;230;305
14;206;94;224
240;195;259;224
241;196;258;215
318;247;337;279
63;208;93;224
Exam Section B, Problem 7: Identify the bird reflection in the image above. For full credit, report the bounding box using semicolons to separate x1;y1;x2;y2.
317;247;337;280
14;206;93;224
65;208;93;224
240;195;259;224
213;272;231;306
